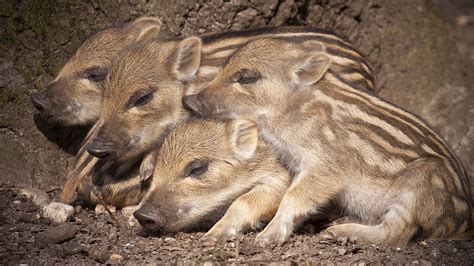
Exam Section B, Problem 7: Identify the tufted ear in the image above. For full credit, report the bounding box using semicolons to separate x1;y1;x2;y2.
227;119;258;161
294;53;330;86
128;17;163;42
171;37;202;81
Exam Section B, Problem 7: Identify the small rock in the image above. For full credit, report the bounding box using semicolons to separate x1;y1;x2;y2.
106;254;124;264
121;205;139;218
108;227;118;242
412;259;432;265
42;202;74;223
74;205;82;214
95;204;116;214
164;237;176;242
89;246;111;263
13;200;22;205
338;248;347;255
419;241;428;247
19;188;50;208
127;215;139;227
430;247;441;258
34;223;77;248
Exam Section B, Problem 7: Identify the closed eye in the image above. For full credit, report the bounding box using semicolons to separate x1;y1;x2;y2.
84;66;108;82
233;68;261;85
128;90;154;108
186;160;209;178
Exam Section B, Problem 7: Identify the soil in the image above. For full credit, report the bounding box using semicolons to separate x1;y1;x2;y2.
1;0;474;264
1;184;473;264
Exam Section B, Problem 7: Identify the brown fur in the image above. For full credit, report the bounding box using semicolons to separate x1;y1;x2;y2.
31;17;163;125
135;119;290;244
185;37;472;246
59;27;372;208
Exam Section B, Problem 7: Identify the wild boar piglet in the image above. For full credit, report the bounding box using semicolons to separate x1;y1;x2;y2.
134;119;290;245
60;27;340;206
184;37;473;246
31;17;163;125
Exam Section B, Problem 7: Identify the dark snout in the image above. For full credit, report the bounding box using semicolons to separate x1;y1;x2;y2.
87;139;115;158
30;91;47;111
183;94;205;116
133;207;164;231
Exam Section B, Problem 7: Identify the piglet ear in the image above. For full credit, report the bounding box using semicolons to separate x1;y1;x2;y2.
171;37;202;81
294;53;330;86
129;17;163;42
227;119;259;161
139;151;159;182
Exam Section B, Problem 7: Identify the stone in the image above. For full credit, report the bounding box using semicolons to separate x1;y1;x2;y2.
34;223;77;248
42;202;74;223
19;187;50;208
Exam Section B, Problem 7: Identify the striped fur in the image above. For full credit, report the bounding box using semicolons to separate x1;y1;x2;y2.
185;36;472;246
59;27;371;207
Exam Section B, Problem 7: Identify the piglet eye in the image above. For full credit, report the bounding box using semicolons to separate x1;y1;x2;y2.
85;67;108;82
134;92;153;107
186;160;209;178
128;90;154;108
234;69;261;85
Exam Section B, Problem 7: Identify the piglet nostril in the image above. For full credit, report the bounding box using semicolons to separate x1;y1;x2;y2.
30;92;46;111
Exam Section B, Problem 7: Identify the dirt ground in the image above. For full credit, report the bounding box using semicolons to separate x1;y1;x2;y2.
1;0;474;264
1;184;473;264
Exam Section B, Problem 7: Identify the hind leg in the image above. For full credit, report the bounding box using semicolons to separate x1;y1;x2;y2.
325;157;471;246
325;207;418;246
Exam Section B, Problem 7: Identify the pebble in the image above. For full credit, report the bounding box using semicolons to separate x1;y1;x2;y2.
338;248;347;255
13;200;22;205
42;202;74;223
127;216;140;227
34;223;77;248
121;205;139;218
19;188;50;208
106;254;124;264
420;241;428;247
164;237;176;242
95;204;116;214
108;227;118;242
430;248;441;258
89;246;111;263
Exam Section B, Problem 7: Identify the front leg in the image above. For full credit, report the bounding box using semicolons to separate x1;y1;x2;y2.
202;177;288;246
256;169;340;246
